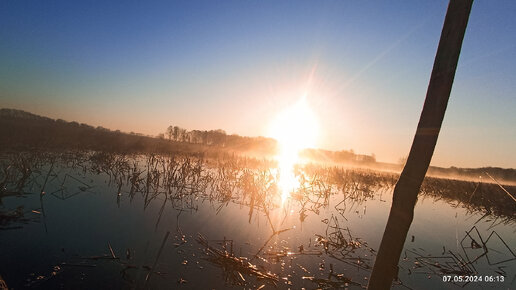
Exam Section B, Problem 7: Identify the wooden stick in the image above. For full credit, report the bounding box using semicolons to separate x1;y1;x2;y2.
369;1;473;288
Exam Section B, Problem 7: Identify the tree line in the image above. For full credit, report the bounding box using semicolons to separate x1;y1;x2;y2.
161;126;229;146
159;125;278;154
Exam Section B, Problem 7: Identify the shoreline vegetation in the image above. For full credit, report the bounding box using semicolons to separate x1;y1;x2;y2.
1;150;515;224
1;108;516;185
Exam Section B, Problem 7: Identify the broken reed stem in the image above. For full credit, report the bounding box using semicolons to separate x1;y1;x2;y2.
484;172;516;203
40;160;55;195
108;242;117;259
252;228;292;260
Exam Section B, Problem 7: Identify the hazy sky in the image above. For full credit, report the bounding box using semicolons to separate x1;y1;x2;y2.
1;0;515;168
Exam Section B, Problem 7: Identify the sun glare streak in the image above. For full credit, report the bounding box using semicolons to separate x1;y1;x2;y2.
269;95;319;202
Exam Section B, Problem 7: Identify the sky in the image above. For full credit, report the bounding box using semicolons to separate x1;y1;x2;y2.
1;0;515;168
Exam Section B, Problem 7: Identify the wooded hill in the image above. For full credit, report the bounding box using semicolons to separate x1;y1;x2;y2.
0;108;277;155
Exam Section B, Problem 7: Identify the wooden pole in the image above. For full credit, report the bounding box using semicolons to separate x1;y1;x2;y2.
367;0;473;288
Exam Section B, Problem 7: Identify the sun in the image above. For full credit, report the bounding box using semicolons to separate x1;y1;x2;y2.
269;95;319;202
270;96;318;153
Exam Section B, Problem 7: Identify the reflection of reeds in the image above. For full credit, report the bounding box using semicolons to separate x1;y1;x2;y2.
397;224;516;288
3;150;514;224
1;150;515;288
145;231;170;284
1;150;515;235
196;233;279;286
315;214;375;272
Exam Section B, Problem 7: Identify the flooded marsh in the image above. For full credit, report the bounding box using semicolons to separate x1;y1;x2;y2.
1;151;515;289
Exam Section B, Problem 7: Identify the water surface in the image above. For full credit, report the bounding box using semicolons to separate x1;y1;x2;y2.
1;152;514;289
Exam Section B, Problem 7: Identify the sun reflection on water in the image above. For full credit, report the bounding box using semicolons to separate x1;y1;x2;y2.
277;150;300;203
269;96;318;203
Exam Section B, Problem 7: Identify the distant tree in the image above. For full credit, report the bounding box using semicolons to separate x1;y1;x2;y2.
188;130;200;143
209;129;227;146
201;130;208;145
166;126;174;141
172;126;180;141
178;128;187;142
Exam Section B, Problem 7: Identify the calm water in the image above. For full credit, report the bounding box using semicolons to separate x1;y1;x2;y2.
0;153;515;289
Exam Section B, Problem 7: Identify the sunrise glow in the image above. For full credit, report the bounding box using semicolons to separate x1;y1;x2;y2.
269;95;319;202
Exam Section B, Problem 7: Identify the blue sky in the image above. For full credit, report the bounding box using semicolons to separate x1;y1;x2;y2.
1;0;515;168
